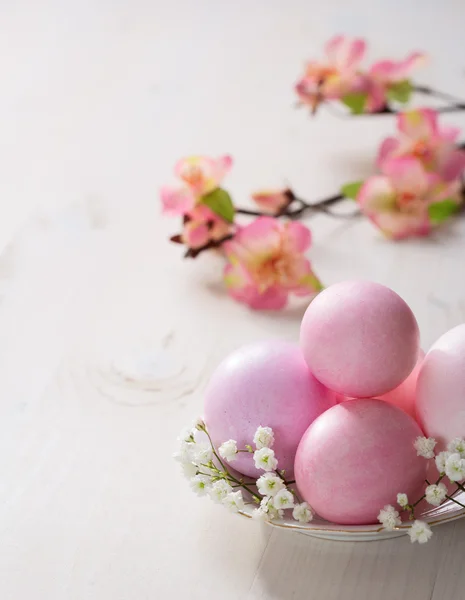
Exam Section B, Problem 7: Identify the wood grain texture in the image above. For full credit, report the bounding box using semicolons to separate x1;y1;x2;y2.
1;1;465;599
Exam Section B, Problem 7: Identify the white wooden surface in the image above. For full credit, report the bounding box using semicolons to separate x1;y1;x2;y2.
1;2;465;598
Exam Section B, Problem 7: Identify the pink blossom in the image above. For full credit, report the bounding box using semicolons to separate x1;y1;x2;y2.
358;156;460;239
364;52;426;112
223;217;322;309
295;35;366;111
179;205;232;250
377;108;465;181
161;155;233;216
251;189;292;213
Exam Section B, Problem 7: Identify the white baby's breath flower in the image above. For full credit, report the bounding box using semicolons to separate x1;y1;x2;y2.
253;426;275;450
256;473;285;497
253;447;278;472
218;439;238;462
256;496;283;520
173;440;193;463
378;505;401;531
192;443;213;467
178;427;195;444
397;493;409;509
181;461;198;478
414;436;437;459
445;453;465;481
292;502;314;523
222;490;245;513
425;483;447;507
408;520;433;544
273;488;294;510
192;416;205;431
190;475;211;496
435;451;451;474
447;438;465;457
252;506;269;521
209;480;233;503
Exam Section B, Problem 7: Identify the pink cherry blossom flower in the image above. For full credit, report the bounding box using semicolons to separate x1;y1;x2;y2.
161;155;233;216
251;189;292;213
364;52;426;112
377;108;465;181
295;35;366;111
172;205;233;251
223;217;322;310
358;156;461;239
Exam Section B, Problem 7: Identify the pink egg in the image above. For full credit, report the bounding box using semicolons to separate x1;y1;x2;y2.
379;350;425;419
300;281;420;398
204;341;335;478
295;399;426;525
417;324;465;447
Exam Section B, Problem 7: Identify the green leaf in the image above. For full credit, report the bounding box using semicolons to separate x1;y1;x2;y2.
201;188;235;223
428;199;458;224
387;80;412;104
341;93;367;114
341;181;364;200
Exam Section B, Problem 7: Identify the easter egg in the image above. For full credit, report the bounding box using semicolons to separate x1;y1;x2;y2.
379;350;425;419
337;351;425;418
204;341;335;478
300;280;420;398
295;399;426;525
416;324;465;446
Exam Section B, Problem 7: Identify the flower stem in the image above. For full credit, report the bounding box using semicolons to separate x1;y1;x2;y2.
203;427;262;502
413;85;465;110
445;495;465;510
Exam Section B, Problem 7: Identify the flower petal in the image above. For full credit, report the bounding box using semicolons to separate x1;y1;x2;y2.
252;189;290;213
439;149;465;182
398;109;438;140
224;217;281;265
224;263;288;310
160;186;195;216
285;222;312;253
382;157;429;196
377;137;400;169
325;35;366;71
174;155;232;195
183;221;210;248
358;176;396;214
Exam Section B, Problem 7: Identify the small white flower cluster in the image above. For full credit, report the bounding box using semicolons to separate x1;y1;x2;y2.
378;436;465;544
175;419;314;524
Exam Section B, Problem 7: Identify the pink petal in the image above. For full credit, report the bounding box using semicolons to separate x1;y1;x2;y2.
440;125;460;143
358;176;396;214
363;80;388;112
160;185;195;216
325;36;366;71
369;211;431;240
382;157;429;196
251;189;290;212
370;53;426;83
439;149;465;182
398;109;438;140
289;259;322;296
174;155;232;195
369;59;396;80
224;263;288;310
295;77;319;107
183;221;210;248
285;222;312;253
225;217;281;264
377;137;400;169
393;52;426;81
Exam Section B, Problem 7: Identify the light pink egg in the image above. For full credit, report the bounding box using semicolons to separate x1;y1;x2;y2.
295;399;426;525
300;281;420;398
417;324;465;447
204;341;335;478
338;351;425;418
379;350;425;419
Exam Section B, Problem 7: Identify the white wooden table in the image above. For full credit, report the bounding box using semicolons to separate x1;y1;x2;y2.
1;2;465;598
